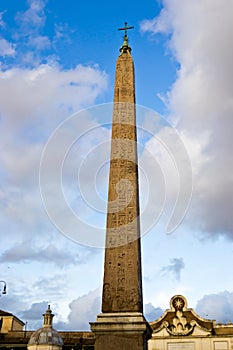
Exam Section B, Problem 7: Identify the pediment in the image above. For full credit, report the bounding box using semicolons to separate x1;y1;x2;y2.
150;295;214;337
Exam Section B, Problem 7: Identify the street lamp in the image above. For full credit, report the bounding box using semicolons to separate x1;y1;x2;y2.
0;281;6;295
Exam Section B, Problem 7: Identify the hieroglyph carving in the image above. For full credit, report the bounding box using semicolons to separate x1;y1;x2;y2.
102;48;142;313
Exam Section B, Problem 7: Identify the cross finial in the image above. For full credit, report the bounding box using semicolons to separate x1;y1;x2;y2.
118;22;134;55
118;22;134;37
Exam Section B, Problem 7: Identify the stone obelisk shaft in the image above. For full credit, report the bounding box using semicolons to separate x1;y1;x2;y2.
102;44;143;313
90;32;151;350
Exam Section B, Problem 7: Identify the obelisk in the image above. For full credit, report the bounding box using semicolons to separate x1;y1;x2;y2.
90;24;151;350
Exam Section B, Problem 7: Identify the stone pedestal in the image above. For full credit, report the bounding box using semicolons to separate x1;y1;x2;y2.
90;312;152;350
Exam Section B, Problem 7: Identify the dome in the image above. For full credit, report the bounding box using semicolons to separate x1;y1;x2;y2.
28;326;63;346
28;306;63;347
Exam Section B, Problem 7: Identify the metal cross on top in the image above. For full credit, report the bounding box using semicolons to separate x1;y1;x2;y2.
118;22;134;36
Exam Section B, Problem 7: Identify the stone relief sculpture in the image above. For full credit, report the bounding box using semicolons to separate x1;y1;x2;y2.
165;296;196;336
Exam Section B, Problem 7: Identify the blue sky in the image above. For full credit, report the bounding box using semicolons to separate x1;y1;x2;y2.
1;0;233;331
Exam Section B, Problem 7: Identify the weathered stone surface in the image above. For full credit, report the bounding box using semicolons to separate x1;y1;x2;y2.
91;36;151;350
148;295;233;350
102;46;142;314
90;313;151;350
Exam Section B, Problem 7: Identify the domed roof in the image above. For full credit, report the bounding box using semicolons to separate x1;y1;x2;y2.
28;326;63;346
28;305;63;347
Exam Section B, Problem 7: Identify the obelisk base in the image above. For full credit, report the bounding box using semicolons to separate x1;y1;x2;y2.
90;312;152;350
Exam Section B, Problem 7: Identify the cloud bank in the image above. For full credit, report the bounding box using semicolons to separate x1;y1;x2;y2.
141;0;233;238
196;291;233;324
0;0;108;327
0;0;108;262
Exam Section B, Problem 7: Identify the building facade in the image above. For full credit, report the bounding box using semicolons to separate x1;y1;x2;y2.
2;296;233;349
0;310;25;333
148;295;233;350
0;308;94;350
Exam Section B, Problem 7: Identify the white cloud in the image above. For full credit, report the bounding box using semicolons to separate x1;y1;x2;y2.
54;288;164;330
0;63;108;130
0;62;108;242
140;0;233;238
0;12;6;27
196;291;233;323
53;23;72;45
141;8;172;35
55;288;101;331
0;38;15;57
15;0;47;30
28;35;51;50
0;0;107;252
144;303;163;322
161;257;185;281
0;293;28;321
0;241;84;267
12;0;60;64
21;301;48;321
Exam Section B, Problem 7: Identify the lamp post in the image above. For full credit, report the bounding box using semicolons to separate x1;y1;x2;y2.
0;281;7;295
